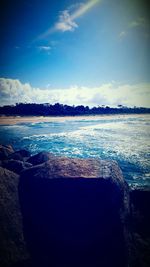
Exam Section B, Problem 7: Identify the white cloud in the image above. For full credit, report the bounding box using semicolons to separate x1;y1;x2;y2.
55;10;78;32
37;0;101;39
38;46;51;51
0;78;150;108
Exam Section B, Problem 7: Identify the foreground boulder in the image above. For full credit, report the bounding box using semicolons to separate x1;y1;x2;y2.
0;145;14;160
19;156;130;267
0;167;29;267
26;151;54;165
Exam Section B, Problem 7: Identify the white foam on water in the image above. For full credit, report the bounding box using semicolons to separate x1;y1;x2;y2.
1;114;150;185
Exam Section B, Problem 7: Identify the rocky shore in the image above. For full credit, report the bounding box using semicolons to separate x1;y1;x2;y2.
0;144;150;267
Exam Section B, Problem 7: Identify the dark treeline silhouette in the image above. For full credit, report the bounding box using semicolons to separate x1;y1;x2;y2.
0;103;150;116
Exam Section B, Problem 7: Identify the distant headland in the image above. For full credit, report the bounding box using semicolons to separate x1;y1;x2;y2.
0;103;150;116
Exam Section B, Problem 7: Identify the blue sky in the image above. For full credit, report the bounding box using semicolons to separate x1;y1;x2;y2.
0;0;150;107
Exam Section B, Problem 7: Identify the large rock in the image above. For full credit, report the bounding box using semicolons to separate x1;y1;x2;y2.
2;160;32;174
19;156;130;267
0;167;29;267
26;151;54;165
0;145;14;160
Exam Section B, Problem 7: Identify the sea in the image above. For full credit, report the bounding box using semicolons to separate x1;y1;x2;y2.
0;114;150;188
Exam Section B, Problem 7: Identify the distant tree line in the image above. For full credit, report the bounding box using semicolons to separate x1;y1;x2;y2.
0;103;150;116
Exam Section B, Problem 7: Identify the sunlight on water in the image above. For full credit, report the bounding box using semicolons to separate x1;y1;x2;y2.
0;114;150;187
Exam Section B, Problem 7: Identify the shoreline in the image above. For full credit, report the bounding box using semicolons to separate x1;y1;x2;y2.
0;113;149;125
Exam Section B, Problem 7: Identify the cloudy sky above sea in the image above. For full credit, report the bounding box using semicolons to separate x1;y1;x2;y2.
0;0;150;107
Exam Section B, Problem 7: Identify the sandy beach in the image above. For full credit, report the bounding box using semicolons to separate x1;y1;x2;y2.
0;114;149;125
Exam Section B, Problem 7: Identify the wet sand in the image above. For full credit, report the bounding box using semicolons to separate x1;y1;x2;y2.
0;114;149;125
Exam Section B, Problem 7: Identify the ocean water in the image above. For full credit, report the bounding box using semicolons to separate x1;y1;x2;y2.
0;114;150;188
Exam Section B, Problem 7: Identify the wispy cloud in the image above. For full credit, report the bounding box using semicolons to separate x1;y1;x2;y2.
128;17;147;29
37;45;51;54
118;31;127;40
0;78;150;108
118;17;149;40
38;46;51;51
15;46;20;49
37;0;101;40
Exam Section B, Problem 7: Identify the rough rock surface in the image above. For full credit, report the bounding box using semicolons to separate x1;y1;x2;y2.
0;167;29;267
0;145;14;160
19;156;130;267
26;151;54;165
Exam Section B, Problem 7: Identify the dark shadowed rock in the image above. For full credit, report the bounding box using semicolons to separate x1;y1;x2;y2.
16;150;31;158
130;188;150;237
8;150;31;161
129;188;150;267
0;167;29;267
2;160;32;174
26;151;54;165
8;152;24;161
19;156;130;267
0;144;14;160
7;149;30;162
